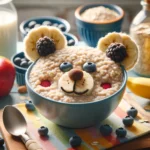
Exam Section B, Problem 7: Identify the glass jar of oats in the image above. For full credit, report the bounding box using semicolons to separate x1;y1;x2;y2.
130;0;150;77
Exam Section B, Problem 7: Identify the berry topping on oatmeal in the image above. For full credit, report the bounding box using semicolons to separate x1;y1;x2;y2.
83;62;96;73
40;80;51;87
101;83;111;89
106;43;127;62
36;36;56;56
60;62;73;72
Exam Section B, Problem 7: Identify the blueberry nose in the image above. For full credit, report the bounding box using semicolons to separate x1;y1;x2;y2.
68;69;83;81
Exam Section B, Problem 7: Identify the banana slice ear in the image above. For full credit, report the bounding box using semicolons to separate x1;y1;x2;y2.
24;26;67;62
97;32;122;51
96;32;138;70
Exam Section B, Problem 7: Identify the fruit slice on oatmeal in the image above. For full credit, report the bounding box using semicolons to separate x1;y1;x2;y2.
97;32;138;70
24;26;67;61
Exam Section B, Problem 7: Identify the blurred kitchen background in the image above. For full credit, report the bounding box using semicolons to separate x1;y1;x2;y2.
13;0;141;40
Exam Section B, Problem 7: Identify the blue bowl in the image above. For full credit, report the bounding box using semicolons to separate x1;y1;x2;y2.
20;16;71;40
25;63;127;128
75;4;124;47
11;52;32;86
64;32;79;46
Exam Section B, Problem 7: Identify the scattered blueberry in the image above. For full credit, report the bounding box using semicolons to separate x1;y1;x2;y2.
28;21;37;29
38;126;49;136
69;136;82;148
67;39;75;46
34;24;41;28
101;83;111;89
25;101;35;111
52;23;59;27
20;61;28;68
60;62;73;72
83;62;96;73
127;107;138;118
25;27;30;33
14;57;21;66
99;124;113;136
28;60;33;66
40;80;51;87
42;21;52;26
116;127;127;138
0;138;4;146
122;116;134;127
58;24;66;31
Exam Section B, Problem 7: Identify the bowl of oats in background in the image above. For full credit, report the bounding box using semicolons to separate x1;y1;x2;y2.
75;4;124;47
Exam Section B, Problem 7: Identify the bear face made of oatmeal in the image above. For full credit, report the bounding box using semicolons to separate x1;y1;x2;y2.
24;26;138;103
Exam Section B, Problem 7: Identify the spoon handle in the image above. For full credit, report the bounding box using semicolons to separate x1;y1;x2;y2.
25;139;43;150
21;134;43;150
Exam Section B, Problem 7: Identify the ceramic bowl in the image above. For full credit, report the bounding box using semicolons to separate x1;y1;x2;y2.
11;52;32;86
64;32;79;46
20;16;71;39
25;64;127;128
75;4;124;47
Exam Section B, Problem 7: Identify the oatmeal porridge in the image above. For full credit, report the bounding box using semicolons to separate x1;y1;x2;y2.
29;46;123;103
81;6;119;22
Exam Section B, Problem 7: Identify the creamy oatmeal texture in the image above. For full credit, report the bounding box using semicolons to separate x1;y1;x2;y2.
29;46;123;103
81;6;119;22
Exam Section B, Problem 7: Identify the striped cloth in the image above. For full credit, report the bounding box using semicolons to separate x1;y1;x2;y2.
16;98;150;150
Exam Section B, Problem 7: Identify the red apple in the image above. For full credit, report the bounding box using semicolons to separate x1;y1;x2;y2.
0;56;16;97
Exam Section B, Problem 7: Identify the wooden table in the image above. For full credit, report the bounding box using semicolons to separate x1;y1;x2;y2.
0;42;150;150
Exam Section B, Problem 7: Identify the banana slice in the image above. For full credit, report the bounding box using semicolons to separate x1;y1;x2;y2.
59;71;94;95
97;32;122;51
58;72;74;93
121;33;138;70
75;71;94;95
24;26;67;61
97;32;138;70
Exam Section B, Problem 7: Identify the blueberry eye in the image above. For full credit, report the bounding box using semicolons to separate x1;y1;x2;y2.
60;62;73;72
83;62;96;72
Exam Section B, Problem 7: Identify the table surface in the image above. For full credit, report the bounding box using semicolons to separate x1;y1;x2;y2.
0;42;150;150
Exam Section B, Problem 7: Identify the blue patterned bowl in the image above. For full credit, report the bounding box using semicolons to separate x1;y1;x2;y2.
20;16;71;40
11;52;32;86
26;63;127;128
75;4;124;47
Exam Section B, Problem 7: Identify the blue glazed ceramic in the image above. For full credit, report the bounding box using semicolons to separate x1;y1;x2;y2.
25;63;127;128
20;16;71;39
75;4;124;47
64;32;79;46
11;52;31;86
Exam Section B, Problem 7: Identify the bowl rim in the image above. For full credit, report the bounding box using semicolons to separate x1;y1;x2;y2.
20;16;71;35
75;3;125;24
26;61;127;106
11;51;28;71
63;32;79;45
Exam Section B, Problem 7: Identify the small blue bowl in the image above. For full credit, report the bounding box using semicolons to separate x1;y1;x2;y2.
11;52;31;86
26;64;127;128
64;32;79;46
20;16;71;40
75;4;124;47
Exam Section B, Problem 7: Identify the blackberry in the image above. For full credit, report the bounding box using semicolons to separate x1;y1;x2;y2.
106;43;127;62
36;36;56;56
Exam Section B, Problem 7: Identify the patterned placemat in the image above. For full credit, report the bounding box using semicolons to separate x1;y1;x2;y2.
11;97;149;150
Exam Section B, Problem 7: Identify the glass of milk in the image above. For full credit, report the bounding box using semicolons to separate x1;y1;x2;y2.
0;0;18;59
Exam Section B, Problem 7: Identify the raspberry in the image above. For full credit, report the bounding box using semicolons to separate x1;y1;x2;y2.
36;36;56;56
106;43;127;62
40;80;51;87
101;83;111;89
